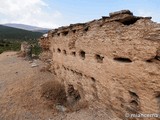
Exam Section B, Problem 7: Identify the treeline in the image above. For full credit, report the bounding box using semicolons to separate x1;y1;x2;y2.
0;25;42;41
0;40;20;54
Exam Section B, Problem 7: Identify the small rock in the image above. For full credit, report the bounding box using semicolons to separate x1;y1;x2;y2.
55;105;67;112
29;61;33;63
31;63;38;67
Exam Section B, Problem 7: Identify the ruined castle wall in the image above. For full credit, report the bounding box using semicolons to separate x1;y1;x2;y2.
40;11;160;119
39;35;52;62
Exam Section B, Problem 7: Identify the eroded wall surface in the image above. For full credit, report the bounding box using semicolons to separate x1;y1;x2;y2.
40;10;160;119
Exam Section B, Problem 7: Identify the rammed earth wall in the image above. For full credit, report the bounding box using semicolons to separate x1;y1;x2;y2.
40;10;160;119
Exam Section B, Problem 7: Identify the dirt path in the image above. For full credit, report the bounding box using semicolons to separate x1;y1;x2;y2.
0;52;117;120
0;52;56;120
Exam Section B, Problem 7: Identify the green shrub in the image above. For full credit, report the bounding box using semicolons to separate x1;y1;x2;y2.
0;41;20;54
32;44;42;55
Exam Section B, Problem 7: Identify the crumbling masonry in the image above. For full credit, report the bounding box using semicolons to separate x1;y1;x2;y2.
40;10;160;119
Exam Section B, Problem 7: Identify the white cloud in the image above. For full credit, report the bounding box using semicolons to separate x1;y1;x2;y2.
136;10;152;17
136;9;160;23
0;0;63;28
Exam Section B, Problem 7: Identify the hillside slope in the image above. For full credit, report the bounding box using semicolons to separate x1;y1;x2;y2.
0;25;43;41
4;23;50;33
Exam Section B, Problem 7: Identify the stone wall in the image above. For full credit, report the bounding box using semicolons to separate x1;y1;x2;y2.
18;41;32;60
39;34;52;62
40;10;160;119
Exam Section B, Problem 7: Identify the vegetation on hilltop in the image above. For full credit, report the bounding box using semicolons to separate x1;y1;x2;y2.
0;25;43;54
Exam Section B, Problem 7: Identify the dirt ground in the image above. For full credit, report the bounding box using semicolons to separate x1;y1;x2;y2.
0;52;118;120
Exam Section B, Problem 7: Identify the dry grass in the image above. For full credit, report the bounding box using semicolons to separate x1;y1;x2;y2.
41;81;89;113
67;100;89;112
41;81;67;105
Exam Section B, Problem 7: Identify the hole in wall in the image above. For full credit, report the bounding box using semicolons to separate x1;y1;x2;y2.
114;57;132;63
130;100;139;107
129;91;139;99
57;48;61;53
157;95;160;106
78;72;82;77
79;50;85;60
72;30;76;33
71;69;74;73
128;91;140;112
95;54;104;63
155;92;160;111
91;77;96;82
146;55;160;62
155;56;160;61
66;68;69;71
129;100;140;112
67;84;81;101
57;33;60;36
99;24;103;27
75;71;83;77
71;52;76;56
156;50;160;61
62;31;69;36
146;59;153;63
84;26;89;32
120;18;139;26
63;50;67;55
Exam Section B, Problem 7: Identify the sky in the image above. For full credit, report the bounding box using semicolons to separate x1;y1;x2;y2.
0;0;159;28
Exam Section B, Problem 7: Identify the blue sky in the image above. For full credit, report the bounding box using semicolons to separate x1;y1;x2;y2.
0;0;159;28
